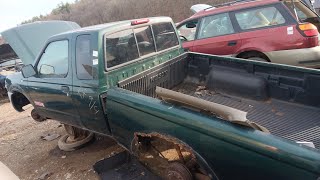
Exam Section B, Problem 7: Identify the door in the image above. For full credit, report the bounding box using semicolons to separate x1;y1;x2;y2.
177;19;199;51
71;34;110;134
232;4;300;53
27;39;79;126
193;13;242;56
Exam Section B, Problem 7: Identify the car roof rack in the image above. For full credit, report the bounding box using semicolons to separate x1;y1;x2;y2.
204;0;259;10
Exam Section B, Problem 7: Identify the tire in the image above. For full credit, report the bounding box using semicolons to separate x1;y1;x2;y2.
58;132;94;151
164;162;193;180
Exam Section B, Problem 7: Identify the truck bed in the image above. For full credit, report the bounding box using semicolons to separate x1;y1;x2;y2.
118;53;320;149
173;82;320;149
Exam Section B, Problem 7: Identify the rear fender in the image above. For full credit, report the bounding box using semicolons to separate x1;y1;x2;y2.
130;132;219;179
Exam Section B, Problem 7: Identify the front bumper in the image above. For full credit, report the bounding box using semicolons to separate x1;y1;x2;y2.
265;46;320;68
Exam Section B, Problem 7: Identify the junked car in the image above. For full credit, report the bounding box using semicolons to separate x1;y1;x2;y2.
177;0;320;68
2;17;320;179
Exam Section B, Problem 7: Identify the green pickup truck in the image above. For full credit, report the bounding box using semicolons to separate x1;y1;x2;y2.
2;17;320;180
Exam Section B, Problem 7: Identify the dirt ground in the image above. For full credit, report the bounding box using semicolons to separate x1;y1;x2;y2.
0;100;123;180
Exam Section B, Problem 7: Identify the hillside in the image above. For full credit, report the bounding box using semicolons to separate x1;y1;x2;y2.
22;0;231;27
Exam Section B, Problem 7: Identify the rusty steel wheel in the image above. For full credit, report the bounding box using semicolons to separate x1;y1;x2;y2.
164;162;193;180
58;124;94;151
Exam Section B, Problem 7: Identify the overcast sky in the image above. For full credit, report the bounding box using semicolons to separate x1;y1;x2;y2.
0;0;75;33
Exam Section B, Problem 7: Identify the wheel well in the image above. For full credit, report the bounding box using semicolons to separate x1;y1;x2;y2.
131;132;218;180
11;91;30;112
236;51;270;62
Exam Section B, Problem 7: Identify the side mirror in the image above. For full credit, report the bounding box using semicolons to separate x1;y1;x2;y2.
39;64;55;75
186;23;197;28
21;64;36;78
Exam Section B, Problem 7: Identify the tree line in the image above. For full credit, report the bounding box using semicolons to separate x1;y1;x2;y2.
22;0;231;27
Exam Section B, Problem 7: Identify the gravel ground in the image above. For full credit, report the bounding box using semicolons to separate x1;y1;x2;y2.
0;101;123;180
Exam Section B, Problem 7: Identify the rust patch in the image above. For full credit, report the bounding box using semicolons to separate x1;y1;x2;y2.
132;132;208;179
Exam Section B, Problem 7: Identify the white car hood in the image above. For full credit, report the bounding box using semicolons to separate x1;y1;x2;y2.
1;21;80;65
190;4;214;13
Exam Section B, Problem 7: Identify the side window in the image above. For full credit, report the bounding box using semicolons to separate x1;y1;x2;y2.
152;22;179;51
198;13;234;39
177;20;198;41
133;26;156;56
37;40;68;78
105;29;139;68
235;6;286;30
76;35;93;80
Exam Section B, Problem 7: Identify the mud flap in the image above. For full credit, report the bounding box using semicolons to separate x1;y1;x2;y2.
93;151;160;180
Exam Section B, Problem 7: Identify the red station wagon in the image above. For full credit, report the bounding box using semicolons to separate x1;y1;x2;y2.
177;0;320;68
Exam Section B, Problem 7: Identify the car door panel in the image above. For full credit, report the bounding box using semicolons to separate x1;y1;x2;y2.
193;34;242;55
232;4;304;55
236;25;303;53
193;13;242;55
27;39;79;126
71;34;110;134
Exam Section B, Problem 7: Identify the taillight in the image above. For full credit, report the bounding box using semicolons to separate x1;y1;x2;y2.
298;23;319;37
131;19;149;25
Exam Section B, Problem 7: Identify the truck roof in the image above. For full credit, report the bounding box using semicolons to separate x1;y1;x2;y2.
54;16;173;36
2;17;173;65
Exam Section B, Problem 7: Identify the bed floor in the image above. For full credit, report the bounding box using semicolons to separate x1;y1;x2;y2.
173;83;320;149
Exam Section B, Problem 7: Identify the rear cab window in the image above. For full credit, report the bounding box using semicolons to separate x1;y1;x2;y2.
105;21;179;70
105;29;139;68
134;26;156;56
152;22;179;51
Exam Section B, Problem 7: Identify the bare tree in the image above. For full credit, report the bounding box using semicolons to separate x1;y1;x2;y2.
23;0;232;26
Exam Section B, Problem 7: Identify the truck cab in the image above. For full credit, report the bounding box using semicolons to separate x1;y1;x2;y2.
3;17;182;135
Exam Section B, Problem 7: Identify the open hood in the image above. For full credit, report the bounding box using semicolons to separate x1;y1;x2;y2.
190;4;213;14
1;21;80;65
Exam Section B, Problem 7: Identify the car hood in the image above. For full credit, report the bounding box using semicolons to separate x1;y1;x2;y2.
190;4;213;13
1;21;80;65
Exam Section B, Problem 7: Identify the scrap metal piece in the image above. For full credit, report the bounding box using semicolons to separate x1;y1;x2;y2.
155;86;269;133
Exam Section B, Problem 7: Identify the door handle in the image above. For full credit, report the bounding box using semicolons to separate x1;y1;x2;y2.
228;40;237;46
61;86;70;96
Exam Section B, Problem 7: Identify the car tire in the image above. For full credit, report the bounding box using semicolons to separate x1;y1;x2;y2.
58;132;94;151
164;162;193;180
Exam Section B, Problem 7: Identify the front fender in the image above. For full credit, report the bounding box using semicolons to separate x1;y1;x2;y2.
5;72;34;112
